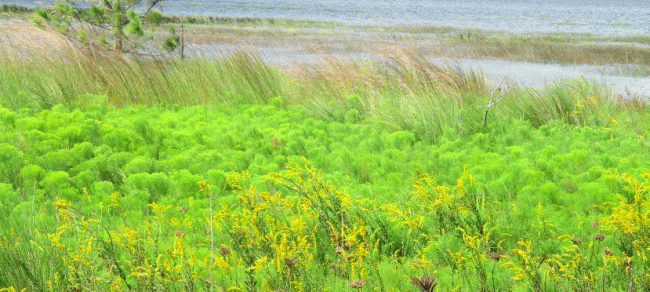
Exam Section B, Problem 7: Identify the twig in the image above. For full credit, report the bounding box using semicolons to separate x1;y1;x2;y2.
482;77;507;127
143;0;163;15
180;19;185;59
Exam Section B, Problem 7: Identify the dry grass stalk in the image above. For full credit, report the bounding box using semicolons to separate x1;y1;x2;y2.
0;20;77;62
411;275;438;292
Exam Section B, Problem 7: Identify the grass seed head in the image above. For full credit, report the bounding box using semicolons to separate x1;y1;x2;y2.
411;275;438;292
622;258;631;267
336;246;344;255
284;257;298;270
349;279;366;289
603;248;614;256
489;252;502;262
219;247;231;256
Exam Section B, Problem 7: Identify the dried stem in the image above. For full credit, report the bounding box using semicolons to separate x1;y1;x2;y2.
482;77;507;127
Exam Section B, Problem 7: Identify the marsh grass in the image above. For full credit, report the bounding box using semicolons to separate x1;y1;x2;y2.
0;26;281;109
216;24;650;66
285;51;491;140
0;4;32;14
285;50;648;140
2;12;650;292
599;65;650;77
169;2;298;11
161;14;338;29
3;4;334;28
8;12;650;68
1;24;647;141
448;37;650;66
496;78;612;128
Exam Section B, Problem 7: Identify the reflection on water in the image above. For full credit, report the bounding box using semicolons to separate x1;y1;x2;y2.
6;0;650;36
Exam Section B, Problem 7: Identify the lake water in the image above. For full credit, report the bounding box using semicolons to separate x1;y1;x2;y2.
5;0;650;36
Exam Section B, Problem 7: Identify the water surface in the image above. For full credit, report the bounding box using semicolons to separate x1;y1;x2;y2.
5;0;650;36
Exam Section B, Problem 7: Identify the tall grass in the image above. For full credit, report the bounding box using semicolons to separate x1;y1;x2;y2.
0;28;280;109
285;51;492;140
446;34;650;66
0;25;648;141
286;51;648;141
0;4;32;14
599;65;650;77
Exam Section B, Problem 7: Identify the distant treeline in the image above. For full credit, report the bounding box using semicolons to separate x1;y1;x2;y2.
159;14;336;27
162;14;284;24
1;4;34;14
1;3;334;28
0;3;263;24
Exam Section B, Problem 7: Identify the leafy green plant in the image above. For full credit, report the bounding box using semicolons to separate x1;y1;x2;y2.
0;52;649;290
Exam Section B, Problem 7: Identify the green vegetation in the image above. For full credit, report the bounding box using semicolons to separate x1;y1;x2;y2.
31;0;180;53
1;4;33;14
159;14;338;29
1;12;650;291
599;65;650;78
2;45;647;141
441;33;650;66
5;3;650;67
594;22;633;27
171;2;298;11
1;91;649;291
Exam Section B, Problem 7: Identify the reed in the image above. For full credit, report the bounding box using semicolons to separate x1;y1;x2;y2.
0;25;281;109
0;4;32;14
1;21;648;140
463;38;650;65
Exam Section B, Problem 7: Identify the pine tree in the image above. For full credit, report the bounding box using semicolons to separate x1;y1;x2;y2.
32;0;179;53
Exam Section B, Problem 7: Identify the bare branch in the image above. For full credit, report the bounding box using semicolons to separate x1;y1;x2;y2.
482;77;508;127
144;0;162;14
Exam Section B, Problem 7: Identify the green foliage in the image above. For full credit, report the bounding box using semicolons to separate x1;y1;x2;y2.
1;4;33;14
0;143;25;187
2;48;646;142
32;0;176;52
162;26;180;52
0;47;649;289
3;153;649;290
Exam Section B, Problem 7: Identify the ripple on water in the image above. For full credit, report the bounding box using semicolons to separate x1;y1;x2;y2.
5;0;650;36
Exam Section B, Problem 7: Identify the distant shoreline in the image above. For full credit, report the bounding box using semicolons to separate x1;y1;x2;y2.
2;4;648;98
3;1;650;37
